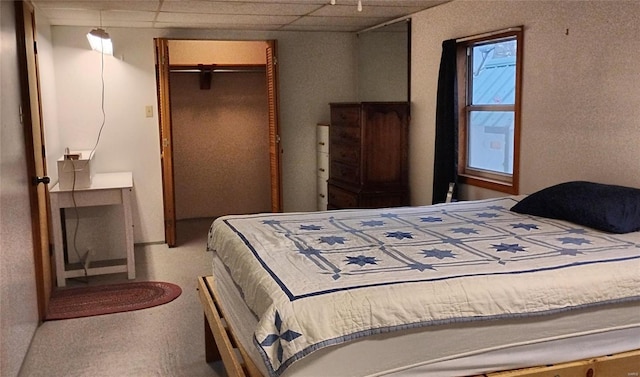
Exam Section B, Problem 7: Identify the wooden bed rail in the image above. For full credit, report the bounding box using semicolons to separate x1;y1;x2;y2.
198;275;262;377
198;276;639;377
474;349;640;376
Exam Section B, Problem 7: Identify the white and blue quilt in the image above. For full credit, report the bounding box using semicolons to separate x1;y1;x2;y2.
207;197;640;377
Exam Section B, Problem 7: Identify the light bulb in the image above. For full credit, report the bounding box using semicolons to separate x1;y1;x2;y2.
357;0;362;11
86;28;113;55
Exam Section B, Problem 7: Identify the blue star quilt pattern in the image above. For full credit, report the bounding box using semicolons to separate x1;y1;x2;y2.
207;197;640;377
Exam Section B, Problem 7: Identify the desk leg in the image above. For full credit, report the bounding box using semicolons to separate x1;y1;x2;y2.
123;188;135;279
50;194;67;287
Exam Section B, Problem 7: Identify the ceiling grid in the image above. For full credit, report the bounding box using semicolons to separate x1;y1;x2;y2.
31;0;450;32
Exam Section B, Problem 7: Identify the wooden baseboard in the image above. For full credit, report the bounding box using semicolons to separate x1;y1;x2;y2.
197;275;639;377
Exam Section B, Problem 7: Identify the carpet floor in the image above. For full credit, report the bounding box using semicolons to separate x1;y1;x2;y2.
19;218;226;377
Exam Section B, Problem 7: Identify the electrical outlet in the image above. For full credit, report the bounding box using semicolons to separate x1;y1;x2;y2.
145;105;153;118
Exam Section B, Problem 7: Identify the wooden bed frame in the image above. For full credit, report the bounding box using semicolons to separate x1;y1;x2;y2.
198;276;639;377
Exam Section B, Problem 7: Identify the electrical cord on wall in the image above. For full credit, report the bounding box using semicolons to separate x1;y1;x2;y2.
69;167;87;278
67;38;109;281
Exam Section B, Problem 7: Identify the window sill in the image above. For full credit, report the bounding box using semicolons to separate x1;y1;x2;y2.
458;174;518;195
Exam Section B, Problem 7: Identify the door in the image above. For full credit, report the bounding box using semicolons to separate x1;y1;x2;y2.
15;0;52;320
266;40;283;212
155;38;282;247
154;38;177;247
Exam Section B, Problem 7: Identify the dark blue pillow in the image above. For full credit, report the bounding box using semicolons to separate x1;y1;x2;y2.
511;181;640;234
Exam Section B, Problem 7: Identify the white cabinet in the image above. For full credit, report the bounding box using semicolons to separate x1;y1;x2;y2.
316;123;329;211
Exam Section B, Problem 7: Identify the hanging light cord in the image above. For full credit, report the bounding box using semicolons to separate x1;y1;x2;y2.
89;10;107;159
69;31;108;280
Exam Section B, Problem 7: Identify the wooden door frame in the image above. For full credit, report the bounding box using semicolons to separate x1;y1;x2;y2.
15;0;53;320
154;39;282;247
266;40;283;213
154;38;177;247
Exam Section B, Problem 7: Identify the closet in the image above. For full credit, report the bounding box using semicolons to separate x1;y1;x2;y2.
155;40;280;245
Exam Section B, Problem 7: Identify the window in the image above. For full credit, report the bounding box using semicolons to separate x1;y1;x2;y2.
457;29;522;194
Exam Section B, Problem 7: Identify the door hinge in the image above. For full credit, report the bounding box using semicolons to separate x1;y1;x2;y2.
34;40;38;54
19;106;23;124
276;134;281;144
163;138;169;148
273;56;278;66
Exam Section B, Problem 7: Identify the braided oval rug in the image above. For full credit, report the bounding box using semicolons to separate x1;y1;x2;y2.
45;281;182;320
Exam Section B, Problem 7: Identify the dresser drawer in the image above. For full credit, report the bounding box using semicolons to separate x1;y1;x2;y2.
330;142;359;165
330;124;360;144
316;124;329;154
317;151;329;179
328;184;358;209
330;161;360;185
330;106;359;126
317;179;328;211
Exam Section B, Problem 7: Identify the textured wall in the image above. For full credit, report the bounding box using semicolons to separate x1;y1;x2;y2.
358;26;408;102
50;27;357;243
0;2;40;376
171;71;270;219
168;40;267;65
410;0;640;203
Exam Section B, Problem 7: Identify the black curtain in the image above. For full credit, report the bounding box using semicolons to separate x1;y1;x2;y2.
432;39;458;204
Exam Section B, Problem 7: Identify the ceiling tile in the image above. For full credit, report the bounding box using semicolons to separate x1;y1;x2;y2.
38;9;157;25
290;15;387;28
102;10;157;22
311;4;426;18
34;0;160;12
156;12;298;25
160;1;323;16
339;0;446;5
45;18;97;27
32;0;452;31
280;24;360;32
153;22;283;31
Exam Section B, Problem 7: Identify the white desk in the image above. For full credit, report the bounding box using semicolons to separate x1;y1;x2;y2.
50;172;134;287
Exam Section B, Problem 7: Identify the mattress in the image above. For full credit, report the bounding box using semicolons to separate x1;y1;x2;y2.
207;197;640;376
213;255;640;377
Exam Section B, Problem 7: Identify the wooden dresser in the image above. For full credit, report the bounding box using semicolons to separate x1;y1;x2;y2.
327;102;410;209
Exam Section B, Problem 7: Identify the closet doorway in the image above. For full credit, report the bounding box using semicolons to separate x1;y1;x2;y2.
155;39;282;246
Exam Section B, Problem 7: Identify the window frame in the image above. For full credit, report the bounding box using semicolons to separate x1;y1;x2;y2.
456;29;523;195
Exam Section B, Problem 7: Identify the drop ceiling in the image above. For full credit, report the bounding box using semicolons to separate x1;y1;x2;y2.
30;0;451;32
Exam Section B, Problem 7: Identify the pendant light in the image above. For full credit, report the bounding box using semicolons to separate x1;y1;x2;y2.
86;28;113;55
87;11;112;55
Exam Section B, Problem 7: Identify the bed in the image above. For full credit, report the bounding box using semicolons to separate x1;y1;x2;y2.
198;182;640;377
